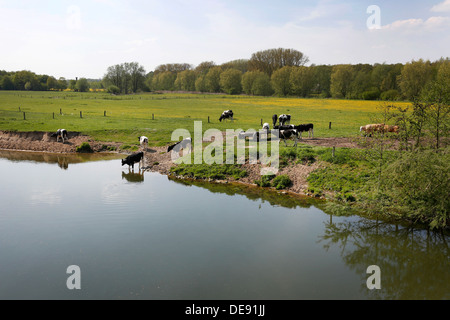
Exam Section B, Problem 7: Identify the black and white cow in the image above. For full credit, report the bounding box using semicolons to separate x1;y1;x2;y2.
168;137;192;154
279;129;299;147
274;124;295;130
52;129;68;143
272;114;278;127
262;123;270;132
219;110;234;122
138;136;148;149
122;152;144;170
294;123;314;139
279;114;291;126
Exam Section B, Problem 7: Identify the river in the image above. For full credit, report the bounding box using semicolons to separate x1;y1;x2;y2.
0;150;448;300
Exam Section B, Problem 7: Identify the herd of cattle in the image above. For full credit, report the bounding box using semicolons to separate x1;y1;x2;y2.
50;110;400;171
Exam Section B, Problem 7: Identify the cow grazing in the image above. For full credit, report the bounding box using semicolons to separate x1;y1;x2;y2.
272;114;278;127
279;129;299;147
168;137;192;154
122;152;144;170
51;129;68;143
219;110;234;122
274;124;295;130
360;123;385;136
279;114;291;126
294;123;314;139
139;136;149;149
262;123;270;132
384;125;399;133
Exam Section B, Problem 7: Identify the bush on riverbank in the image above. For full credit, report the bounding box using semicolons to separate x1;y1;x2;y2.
307;146;449;229
76;142;93;153
170;163;247;180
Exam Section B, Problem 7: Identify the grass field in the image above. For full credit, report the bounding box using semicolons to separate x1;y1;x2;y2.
0;91;411;146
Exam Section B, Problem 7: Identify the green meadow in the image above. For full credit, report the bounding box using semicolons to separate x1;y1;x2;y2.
0;91;411;146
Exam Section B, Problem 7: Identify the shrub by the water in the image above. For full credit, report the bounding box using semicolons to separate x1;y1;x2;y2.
76;142;93;153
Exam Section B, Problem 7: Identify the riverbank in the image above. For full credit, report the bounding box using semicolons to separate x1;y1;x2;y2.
0;130;331;198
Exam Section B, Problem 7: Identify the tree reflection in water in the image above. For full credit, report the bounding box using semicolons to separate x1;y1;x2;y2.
170;176;450;300
319;217;450;300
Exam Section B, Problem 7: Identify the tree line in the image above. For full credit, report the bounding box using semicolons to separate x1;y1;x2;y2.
0;70;102;92
101;49;448;103
1;48;448;104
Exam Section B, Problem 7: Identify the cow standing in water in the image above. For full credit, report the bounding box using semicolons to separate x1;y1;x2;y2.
122;152;144;171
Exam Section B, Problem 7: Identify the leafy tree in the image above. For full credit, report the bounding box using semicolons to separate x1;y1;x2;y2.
76;78;90;92
310;65;332;97
242;71;260;95
12;71;39;91
330;65;354;98
195;61;216;75
175;70;197;91
46;76;58;90
195;75;207;92
0;75;14;90
252;72;273;96
249;48;309;76
205;67;222;93
152;71;176;91
69;79;77;90
420;61;450;149
271;66;292;96
103;62;146;93
126;62;146;93
220;59;249;73
398;59;433;101
154;63;192;74
219;69;242;94
290;66;315;97
57;77;68;90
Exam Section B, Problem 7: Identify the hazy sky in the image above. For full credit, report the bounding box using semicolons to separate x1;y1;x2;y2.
0;0;449;79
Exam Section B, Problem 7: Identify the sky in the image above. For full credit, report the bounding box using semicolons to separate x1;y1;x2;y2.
0;0;449;79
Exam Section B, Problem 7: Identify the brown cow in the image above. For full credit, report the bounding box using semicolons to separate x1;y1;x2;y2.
360;124;384;135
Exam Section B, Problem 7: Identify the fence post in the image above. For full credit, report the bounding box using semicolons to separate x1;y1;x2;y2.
104;111;106;117
208;116;210;123
60;108;62;115
329;122;332;129
23;112;26;120
80;111;82;118
152;114;154;120
332;146;336;158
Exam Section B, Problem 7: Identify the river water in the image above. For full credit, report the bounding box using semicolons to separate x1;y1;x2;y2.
0;150;448;300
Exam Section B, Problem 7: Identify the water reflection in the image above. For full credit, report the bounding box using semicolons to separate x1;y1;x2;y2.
122;169;145;183
0;149;123;170
168;176;320;209
169;177;450;300
319;218;450;300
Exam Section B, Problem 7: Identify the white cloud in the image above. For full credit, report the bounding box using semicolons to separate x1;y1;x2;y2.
381;16;450;31
431;0;450;13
